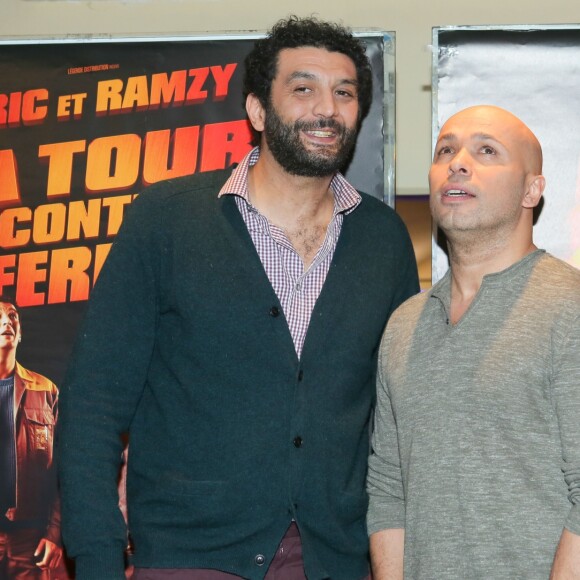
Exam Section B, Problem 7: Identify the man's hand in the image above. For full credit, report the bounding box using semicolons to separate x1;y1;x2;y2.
34;537;63;569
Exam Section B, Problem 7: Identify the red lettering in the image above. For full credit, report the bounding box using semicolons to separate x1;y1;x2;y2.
200;120;253;172
186;67;209;104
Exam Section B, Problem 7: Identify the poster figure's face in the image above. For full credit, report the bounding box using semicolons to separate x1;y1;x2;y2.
0;302;21;351
254;46;360;177
428;106;543;237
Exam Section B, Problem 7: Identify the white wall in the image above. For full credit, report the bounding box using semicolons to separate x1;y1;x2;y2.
3;0;579;195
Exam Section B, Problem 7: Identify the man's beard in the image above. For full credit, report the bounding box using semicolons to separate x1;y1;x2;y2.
263;103;358;178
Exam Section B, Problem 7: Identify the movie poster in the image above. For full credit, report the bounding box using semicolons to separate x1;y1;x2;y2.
431;26;580;282
0;33;388;576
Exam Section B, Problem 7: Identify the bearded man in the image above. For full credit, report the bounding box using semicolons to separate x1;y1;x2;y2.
59;16;419;580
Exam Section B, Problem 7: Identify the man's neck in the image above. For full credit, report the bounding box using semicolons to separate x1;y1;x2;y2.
247;146;335;228
247;147;337;269
0;353;16;380
445;230;537;324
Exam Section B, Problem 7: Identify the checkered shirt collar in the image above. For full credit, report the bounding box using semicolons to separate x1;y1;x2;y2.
218;147;361;214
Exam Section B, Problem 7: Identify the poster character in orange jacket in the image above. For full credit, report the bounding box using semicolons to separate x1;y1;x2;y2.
0;294;64;579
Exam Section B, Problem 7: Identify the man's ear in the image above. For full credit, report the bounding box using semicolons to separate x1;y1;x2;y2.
523;174;545;209
246;93;266;133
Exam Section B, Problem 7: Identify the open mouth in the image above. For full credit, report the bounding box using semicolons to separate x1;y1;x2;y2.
443;189;474;199
305;129;335;138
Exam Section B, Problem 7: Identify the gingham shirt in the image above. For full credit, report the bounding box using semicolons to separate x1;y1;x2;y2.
219;147;361;359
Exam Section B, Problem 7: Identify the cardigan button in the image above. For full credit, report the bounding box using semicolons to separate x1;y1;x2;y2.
255;553;266;566
293;436;303;448
297;370;304;381
269;306;280;317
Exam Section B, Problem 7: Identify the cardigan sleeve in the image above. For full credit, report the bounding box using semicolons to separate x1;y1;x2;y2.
58;192;160;579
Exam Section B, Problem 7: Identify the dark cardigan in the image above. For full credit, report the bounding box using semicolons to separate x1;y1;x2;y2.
59;169;419;580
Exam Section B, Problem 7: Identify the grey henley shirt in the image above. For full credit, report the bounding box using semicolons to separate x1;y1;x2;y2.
367;250;580;579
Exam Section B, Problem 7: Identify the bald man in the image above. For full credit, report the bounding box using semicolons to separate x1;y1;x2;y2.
366;106;580;579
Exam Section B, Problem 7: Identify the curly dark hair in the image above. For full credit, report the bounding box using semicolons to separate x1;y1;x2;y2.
243;16;373;122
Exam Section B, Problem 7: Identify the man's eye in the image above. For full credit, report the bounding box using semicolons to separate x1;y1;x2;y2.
481;146;496;154
294;86;311;93
336;89;355;98
437;146;453;156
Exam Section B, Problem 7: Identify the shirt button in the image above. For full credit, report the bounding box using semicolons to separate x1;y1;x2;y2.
293;436;303;448
255;554;265;566
269;306;280;317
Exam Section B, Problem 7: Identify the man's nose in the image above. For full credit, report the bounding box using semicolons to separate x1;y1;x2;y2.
448;148;471;175
313;89;339;118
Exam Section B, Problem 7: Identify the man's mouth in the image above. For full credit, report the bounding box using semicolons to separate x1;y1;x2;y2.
298;119;344;139
305;129;335;138
443;188;474;198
